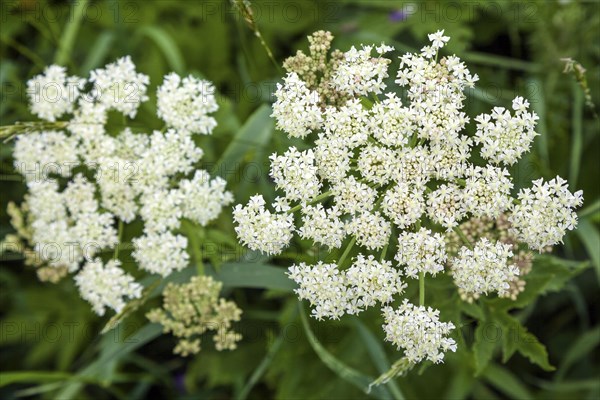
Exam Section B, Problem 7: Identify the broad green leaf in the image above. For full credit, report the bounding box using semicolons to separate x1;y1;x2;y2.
299;304;392;399
210;262;296;291
212;104;273;181
482;364;532;400
577;219;600;283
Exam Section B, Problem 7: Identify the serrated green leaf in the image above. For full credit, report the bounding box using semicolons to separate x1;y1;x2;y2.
493;311;554;371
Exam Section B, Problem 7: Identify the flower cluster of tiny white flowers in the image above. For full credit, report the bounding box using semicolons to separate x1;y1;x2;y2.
382;299;456;364
74;259;143;316
232;30;584;365
509;176;583;251
271;72;322;138
269;147;321;202
89;56;149;118
331;44;392;96
474;97;539;165
396;228;447;278
157;72;218;134
26;176;118;272
233;195;294;255
10;57;233;315
26;65;85;122
451;238;519;296
288;256;405;320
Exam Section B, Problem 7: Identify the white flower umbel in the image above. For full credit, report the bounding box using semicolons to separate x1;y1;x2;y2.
346;254;406;307
357;144;399;185
463;165;513;219
382;299;456;364
230;31;585;366
331;44;392;96
179;170;234;226
13;130;79;181
426;184;467;230
509;176;583;251
381;183;425;229
27;65;85;121
396;228;447;278
298;204;346;249
133;231;189;277
139;188;183;234
331;176;377;214
233;195;294;255
346;211;391;250
369;93;413;148
11;57;234;320
75;259;142;316
89;56;149;118
271;72;323;138
451;238;519;296
157;73;218;134
269;147;321;202
287;262;352;320
474;96;539;165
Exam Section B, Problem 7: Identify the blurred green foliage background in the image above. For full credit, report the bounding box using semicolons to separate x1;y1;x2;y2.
0;0;599;399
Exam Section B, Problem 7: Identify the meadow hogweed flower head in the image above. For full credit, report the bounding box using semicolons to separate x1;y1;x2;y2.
8;57;232;319
233;30;584;365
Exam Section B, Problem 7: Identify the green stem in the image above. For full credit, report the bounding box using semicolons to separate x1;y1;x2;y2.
182;220;204;275
337;237;356;268
113;220;124;260
419;272;425;306
287;191;332;214
453;227;474;250
380;244;388;262
54;0;89;66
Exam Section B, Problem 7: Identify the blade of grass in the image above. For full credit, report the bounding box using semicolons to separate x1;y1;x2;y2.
136;26;186;75
299;303;392;399
352;318;404;400
576;219;600;284
236;334;284;400
54;0;89;66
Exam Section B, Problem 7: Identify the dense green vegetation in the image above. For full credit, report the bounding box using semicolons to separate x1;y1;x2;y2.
1;1;598;399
